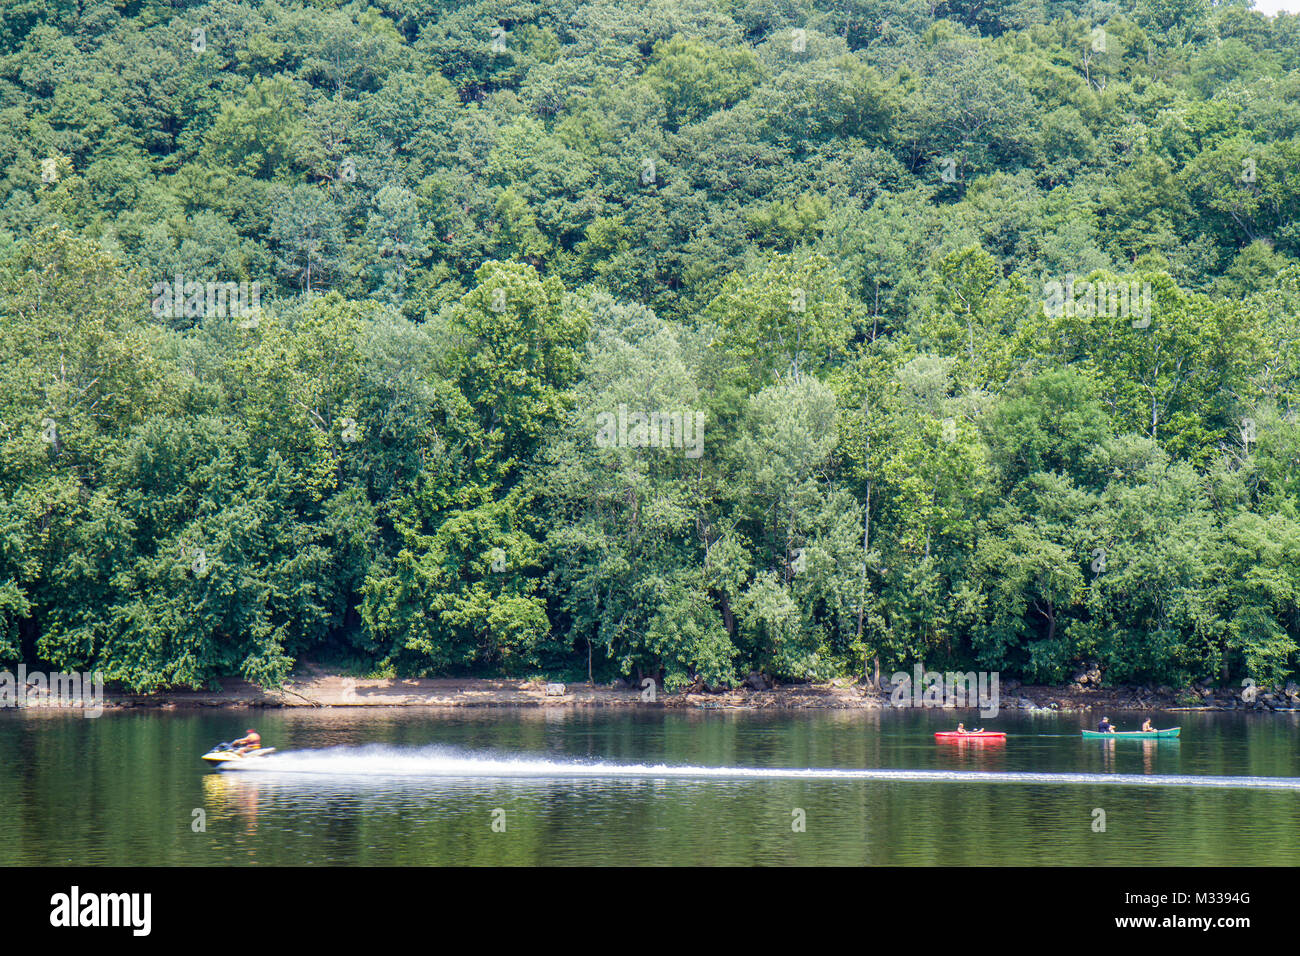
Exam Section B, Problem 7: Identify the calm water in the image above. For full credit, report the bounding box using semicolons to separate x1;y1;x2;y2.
1;707;1297;865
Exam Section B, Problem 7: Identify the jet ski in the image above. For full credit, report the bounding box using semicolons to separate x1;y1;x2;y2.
201;741;277;766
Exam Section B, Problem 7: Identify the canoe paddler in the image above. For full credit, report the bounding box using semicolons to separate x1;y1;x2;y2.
233;729;261;754
1098;716;1115;733
1141;718;1153;732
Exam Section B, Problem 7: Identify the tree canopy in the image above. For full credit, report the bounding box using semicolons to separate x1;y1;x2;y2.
1;0;1298;693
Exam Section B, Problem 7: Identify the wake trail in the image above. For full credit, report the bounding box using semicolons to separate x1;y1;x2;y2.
219;745;1300;791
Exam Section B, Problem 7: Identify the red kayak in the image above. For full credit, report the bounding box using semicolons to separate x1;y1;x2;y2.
934;731;1006;741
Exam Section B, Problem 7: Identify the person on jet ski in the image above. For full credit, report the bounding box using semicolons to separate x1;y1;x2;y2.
233;729;261;754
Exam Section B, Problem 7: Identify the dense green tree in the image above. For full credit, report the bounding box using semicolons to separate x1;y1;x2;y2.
1;0;1297;694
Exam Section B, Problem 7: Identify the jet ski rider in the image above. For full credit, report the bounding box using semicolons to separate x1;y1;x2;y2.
233;729;261;754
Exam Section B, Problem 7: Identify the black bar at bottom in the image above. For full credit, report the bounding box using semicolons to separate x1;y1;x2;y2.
8;866;1279;941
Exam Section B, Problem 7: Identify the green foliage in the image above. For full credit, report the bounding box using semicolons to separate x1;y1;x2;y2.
1;0;1297;694
645;35;763;128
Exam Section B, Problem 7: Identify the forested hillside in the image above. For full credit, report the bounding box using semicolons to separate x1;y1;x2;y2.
2;0;1299;693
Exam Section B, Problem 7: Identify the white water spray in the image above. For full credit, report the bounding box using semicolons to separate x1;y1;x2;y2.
219;744;1300;791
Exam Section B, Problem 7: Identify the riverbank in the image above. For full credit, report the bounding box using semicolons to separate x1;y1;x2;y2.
81;665;1300;714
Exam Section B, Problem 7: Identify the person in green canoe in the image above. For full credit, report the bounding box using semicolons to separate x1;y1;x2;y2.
1141;718;1153;732
1098;716;1116;733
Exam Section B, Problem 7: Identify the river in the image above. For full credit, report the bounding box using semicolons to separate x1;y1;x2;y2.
1;707;1296;865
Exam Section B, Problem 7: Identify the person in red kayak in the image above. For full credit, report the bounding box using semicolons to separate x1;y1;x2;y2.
955;723;985;734
233;729;261;754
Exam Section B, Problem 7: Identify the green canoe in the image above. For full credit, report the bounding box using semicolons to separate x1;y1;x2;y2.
1081;727;1180;739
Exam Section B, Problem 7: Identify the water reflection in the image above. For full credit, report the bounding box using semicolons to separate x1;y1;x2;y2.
934;736;1006;772
203;771;261;829
2;707;1298;865
1100;737;1115;771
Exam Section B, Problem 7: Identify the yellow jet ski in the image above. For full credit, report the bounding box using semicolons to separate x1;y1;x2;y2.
201;741;277;766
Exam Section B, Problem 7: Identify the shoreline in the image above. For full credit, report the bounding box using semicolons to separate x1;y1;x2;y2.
39;668;1300;715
